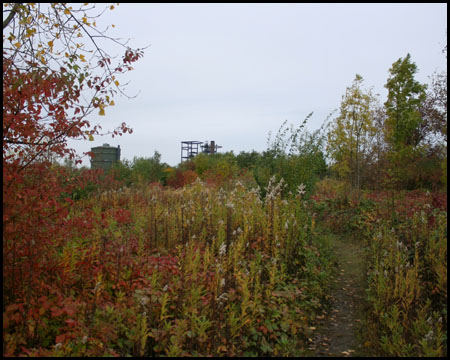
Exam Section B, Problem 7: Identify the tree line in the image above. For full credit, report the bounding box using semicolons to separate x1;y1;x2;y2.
3;3;447;204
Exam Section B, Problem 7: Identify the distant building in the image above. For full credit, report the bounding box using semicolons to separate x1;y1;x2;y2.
90;143;121;170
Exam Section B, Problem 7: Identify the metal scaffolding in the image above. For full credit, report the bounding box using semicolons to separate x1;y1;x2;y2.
181;140;222;162
181;141;203;162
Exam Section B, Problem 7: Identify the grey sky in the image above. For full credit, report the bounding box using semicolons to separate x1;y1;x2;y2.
67;3;447;167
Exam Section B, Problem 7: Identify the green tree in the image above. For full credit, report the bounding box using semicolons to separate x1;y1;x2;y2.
384;53;427;149
383;54;436;190
235;150;261;170
131;151;168;184
327;74;379;196
111;158;133;186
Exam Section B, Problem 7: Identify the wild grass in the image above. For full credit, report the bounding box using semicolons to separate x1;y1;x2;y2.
4;178;334;356
312;178;447;357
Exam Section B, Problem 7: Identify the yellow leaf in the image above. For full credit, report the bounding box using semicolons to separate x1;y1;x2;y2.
88;134;94;141
14;42;21;48
48;40;54;47
114;80;119;87
110;100;115;106
110;5;115;10
26;28;36;38
79;54;86;62
82;17;88;25
99;107;105;116
64;8;71;15
112;24;115;28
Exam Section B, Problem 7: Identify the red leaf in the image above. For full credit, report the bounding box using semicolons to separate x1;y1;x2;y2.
55;334;66;344
65;318;76;327
51;306;64;318
64;304;76;317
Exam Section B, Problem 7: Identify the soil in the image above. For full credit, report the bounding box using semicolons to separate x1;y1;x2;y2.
305;230;370;357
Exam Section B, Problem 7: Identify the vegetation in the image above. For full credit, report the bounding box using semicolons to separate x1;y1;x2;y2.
313;183;447;356
327;74;379;199
3;3;447;357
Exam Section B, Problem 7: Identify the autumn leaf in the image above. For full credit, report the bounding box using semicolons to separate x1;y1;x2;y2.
51;306;64;318
55;334;66;343
65;319;76;327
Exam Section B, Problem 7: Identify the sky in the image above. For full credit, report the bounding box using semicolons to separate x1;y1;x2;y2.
66;3;447;167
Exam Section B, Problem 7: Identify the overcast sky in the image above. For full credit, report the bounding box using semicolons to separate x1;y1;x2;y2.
67;3;447;167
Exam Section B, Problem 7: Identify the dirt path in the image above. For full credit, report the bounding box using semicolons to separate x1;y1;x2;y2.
307;231;369;357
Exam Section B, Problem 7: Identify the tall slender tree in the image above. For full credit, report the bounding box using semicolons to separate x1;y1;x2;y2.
384;53;427;149
383;54;430;189
327;74;379;196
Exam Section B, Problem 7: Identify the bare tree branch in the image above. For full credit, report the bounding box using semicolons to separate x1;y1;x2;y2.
3;3;20;30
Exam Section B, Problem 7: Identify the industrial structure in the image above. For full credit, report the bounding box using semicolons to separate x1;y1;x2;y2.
181;140;222;162
90;143;121;170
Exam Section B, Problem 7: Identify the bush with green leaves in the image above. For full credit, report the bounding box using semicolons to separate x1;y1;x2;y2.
255;114;329;198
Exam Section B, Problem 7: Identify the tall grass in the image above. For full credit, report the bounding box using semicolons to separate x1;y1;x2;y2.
364;202;447;356
313;178;447;357
4;178;333;356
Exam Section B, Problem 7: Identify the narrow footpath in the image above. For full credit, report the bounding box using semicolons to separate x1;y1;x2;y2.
307;230;370;357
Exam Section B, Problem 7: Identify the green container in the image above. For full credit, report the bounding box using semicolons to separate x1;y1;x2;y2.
90;143;121;170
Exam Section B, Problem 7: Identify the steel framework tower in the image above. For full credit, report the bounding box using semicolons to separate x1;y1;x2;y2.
181;140;221;162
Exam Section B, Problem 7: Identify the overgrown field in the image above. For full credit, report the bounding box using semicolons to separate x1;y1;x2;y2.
3;178;334;357
313;180;447;357
3;3;447;357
